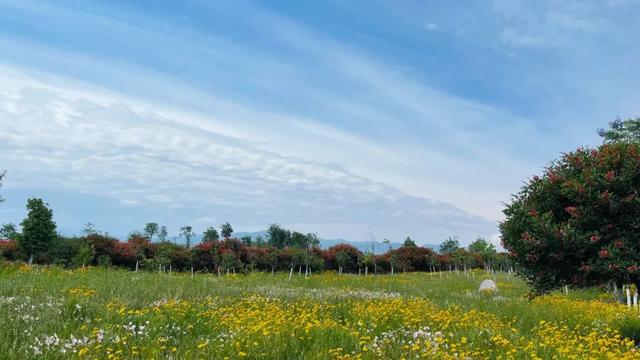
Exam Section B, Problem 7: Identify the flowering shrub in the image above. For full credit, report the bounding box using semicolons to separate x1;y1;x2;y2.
0;239;18;260
501;142;640;293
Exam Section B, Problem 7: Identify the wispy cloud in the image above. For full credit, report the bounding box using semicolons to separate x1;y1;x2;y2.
0;66;496;242
1;0;638;244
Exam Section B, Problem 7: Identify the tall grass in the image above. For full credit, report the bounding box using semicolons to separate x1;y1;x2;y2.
0;263;636;359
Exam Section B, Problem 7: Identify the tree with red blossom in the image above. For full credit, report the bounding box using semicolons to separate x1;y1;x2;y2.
501;141;640;295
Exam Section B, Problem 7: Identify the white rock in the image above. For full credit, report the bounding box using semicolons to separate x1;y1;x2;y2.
479;279;497;293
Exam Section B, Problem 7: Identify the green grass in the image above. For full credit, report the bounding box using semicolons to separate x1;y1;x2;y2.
0;263;637;359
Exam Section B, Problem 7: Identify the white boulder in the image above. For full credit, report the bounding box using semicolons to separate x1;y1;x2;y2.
479;279;497;293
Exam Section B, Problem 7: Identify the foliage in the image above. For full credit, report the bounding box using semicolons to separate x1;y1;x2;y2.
202;227;220;243
439;236;460;254
598;117;640;143
0;223;19;240
0;239;19;260
180;226;195;248
96;254;112;267
0;216;508;274
143;222;159;241
158;226;168;242
19;198;57;263
267;223;290;249
221;222;233;239
240;235;252;246
403;236;416;247
81;223;99;236
72;241;95;267
467;237;496;265
501;142;640;294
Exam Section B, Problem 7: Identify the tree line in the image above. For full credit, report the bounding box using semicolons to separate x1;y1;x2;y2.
0;174;512;274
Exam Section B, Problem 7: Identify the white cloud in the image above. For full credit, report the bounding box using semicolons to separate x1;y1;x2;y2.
0;66;496;243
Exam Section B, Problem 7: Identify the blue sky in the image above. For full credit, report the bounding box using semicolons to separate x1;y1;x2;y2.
0;0;639;246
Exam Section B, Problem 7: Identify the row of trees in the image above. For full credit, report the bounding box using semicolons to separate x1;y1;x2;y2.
0;192;510;274
0;231;511;275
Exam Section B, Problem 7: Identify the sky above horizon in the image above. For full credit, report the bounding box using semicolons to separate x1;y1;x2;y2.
1;0;639;246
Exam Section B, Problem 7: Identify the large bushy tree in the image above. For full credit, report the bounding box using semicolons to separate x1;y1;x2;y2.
501;141;640;294
20;198;57;264
267;224;291;249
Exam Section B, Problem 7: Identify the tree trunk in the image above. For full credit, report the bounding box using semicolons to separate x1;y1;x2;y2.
28;253;34;265
391;266;394;275
612;282;625;304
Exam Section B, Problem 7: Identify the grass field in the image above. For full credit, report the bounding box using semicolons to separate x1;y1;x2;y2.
1;263;639;359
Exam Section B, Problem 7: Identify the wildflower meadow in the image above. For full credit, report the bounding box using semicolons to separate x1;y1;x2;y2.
1;263;639;359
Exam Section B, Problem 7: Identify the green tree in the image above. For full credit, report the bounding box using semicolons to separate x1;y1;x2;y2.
383;239;398;275
291;231;307;248
598;117;640;143
267;224;291;249
20;198;57;264
128;230;144;240
266;249;279;274
220;251;237;274
468;237;497;264
158;226;168;242
202;227;220;243
221;222;234;239
361;252;374;275
403;236;417;247
240;235;252;246
0;223;18;240
180;226;195;248
439;236;460;254
144;222;159;241
97;254;112;268
72;242;95;268
335;250;350;275
82;223;99;236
